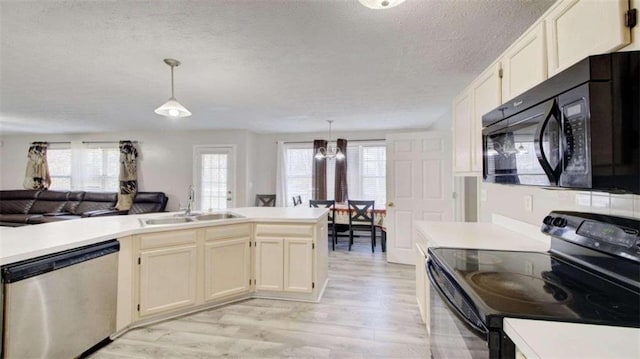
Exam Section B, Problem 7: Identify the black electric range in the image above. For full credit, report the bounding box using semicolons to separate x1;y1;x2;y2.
427;211;640;359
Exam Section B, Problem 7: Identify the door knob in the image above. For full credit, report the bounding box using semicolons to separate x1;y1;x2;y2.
387;202;394;207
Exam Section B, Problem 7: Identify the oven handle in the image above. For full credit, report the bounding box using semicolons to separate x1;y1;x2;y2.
426;259;488;339
534;99;562;184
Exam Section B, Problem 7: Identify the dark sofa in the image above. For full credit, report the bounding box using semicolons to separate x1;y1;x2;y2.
0;190;168;227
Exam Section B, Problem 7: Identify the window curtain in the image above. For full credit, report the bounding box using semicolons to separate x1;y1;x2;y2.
23;142;51;189
275;141;287;207
115;140;139;210
334;138;348;203
312;139;327;200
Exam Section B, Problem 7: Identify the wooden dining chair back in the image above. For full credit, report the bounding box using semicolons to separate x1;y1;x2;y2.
292;195;302;206
255;194;276;207
309;199;337;250
347;200;376;252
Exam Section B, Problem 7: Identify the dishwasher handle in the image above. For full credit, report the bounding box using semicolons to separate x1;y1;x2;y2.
2;239;119;283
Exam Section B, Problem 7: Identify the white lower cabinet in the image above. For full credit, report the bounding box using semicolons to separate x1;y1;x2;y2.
283;238;313;293
131;222;319;322
255;223;315;294
255;237;285;291
204;225;251;301
137;229;198;317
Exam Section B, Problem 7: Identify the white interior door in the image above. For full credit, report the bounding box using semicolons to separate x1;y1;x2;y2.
385;132;454;264
194;145;236;211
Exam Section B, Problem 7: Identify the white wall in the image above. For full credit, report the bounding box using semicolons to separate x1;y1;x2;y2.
0;130;251;211
0;128;426;211
480;183;640;224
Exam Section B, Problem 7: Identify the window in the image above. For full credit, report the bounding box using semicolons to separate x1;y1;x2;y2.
47;145;72;190
282;141;386;207
46;143;120;191
81;145;120;191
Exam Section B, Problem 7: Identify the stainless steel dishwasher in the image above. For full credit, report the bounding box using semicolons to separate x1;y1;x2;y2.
1;239;119;359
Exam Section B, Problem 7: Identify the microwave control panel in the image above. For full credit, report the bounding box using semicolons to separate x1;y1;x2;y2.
562;100;588;174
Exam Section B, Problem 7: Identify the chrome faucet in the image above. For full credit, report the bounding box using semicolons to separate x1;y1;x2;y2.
185;185;195;216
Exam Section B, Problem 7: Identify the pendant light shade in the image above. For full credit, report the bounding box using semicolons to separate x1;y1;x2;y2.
155;58;191;118
358;0;406;10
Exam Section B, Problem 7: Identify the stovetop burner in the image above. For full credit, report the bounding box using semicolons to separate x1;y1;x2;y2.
467;271;571;304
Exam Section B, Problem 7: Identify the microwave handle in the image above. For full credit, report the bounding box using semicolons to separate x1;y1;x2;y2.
534;100;561;184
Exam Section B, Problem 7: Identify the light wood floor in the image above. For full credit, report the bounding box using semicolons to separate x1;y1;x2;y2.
91;235;429;358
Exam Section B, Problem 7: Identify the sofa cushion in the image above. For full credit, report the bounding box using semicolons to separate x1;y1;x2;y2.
73;192;118;215
62;191;85;213
0;213;37;225
128;192;168;215
0;190;40;214
26;214;81;224
28;190;69;214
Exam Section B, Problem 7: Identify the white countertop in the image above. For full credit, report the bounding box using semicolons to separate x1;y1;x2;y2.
0;207;327;266
414;219;550;252
504;318;640;359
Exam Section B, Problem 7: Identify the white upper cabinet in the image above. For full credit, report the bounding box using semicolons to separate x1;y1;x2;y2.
452;90;474;174
471;64;502;173
546;0;631;75
502;23;547;102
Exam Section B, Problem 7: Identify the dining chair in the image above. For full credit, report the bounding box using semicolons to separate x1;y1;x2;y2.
347;200;376;252
292;195;302;206
309;199;337;250
255;194;276;207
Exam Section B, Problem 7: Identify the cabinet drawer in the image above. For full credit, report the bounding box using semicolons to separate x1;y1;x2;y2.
205;224;251;241
139;230;198;250
255;224;313;238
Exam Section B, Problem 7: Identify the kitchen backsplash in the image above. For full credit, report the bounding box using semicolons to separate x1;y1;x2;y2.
479;182;640;226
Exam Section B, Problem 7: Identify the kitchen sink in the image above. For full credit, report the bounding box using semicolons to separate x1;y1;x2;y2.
143;217;194;225
142;212;242;226
193;212;241;221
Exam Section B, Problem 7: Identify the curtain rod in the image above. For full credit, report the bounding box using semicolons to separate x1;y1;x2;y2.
283;139;385;144
44;141;71;144
82;140;139;144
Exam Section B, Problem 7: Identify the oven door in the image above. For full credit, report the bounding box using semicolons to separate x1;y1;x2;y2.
427;258;489;358
483;99;562;186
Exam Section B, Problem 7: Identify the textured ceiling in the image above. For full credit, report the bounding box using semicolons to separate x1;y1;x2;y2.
0;0;555;134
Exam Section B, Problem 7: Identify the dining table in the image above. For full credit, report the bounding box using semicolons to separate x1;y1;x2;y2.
333;203;386;227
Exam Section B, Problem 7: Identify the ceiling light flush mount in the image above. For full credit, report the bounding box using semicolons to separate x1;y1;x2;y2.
155;58;192;118
315;120;345;161
358;0;406;10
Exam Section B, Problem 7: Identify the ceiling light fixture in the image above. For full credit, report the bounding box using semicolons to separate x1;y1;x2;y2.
358;0;406;10
315;120;345;161
155;58;192;118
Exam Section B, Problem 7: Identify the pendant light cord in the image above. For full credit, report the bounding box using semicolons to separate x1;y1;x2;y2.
170;65;175;98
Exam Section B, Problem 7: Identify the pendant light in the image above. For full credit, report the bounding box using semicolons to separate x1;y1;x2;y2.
155;58;192;118
315;120;345;160
358;0;406;10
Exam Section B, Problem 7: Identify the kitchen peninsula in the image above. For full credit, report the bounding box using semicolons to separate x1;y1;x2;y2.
0;207;329;343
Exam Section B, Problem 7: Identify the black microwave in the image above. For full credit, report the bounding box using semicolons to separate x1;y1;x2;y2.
482;51;639;194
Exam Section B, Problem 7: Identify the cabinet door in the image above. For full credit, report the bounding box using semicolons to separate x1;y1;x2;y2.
255;237;284;291
139;245;197;317
204;237;251;301
502;23;547;102
546;0;630;75
283;238;313;293
472;64;501;173
452;90;474;174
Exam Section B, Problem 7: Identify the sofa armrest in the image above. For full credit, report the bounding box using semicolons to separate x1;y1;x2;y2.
44;212;73;216
81;209;128;217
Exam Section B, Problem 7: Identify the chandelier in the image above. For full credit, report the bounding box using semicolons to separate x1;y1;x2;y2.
155;58;192;118
315;120;345;160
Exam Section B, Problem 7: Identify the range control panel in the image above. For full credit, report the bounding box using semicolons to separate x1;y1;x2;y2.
542;211;640;263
